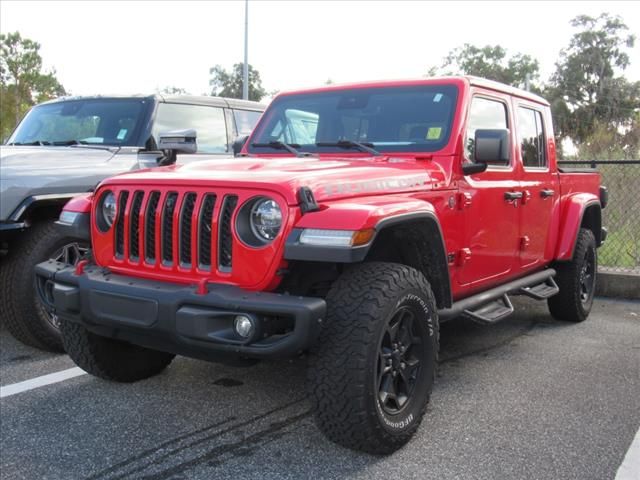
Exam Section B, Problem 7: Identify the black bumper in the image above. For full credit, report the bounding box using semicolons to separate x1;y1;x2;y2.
35;261;326;361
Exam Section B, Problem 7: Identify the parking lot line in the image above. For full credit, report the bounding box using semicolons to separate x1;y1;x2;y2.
0;367;86;399
616;427;640;480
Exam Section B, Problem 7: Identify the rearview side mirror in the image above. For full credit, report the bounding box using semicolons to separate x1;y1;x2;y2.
232;135;249;157
462;129;510;176
474;129;510;164
158;129;197;154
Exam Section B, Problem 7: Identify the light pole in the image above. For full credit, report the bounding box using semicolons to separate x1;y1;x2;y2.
243;0;249;100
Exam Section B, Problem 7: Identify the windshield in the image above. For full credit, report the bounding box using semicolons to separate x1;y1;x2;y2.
249;85;458;155
7;98;149;146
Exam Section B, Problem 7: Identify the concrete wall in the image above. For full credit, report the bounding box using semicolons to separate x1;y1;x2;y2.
596;272;640;300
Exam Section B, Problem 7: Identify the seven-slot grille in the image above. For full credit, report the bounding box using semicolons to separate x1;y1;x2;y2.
112;189;238;271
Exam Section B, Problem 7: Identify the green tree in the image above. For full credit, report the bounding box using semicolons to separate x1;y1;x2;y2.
1;32;65;140
429;44;540;90
209;63;267;101
548;13;640;145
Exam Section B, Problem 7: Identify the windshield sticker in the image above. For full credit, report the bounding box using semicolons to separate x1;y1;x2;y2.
433;93;443;102
323;174;430;196
427;127;442;140
117;129;127;140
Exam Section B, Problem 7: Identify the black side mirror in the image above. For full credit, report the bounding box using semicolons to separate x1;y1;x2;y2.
462;129;510;176
474;129;510;164
158;129;197;154
156;129;197;166
232;135;249;157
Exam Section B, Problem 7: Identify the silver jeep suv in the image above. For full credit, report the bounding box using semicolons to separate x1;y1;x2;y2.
0;94;264;351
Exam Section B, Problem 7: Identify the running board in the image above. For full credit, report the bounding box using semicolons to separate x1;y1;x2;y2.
438;269;556;323
519;277;559;300
463;294;514;325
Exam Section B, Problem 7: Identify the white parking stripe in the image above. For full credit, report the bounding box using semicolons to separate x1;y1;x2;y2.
0;367;87;399
616;427;640;480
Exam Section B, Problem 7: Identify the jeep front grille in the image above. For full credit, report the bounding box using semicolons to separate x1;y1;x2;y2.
112;189;239;272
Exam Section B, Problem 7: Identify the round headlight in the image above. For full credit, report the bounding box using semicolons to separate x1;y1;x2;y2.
101;191;117;229
250;199;282;241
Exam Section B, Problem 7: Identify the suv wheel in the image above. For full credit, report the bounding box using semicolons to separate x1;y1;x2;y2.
548;228;597;322
308;262;439;454
61;320;175;382
0;220;88;352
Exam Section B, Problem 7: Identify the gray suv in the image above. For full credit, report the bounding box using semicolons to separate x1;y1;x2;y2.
0;94;264;351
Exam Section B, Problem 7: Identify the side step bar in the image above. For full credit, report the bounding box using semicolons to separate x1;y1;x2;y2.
438;269;557;324
519;277;559;300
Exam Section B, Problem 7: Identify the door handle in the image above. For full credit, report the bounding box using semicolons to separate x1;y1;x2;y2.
504;191;524;201
540;189;555;198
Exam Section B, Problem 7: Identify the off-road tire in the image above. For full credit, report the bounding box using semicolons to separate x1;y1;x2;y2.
61;319;175;382
548;228;597;323
0;221;88;352
308;262;439;454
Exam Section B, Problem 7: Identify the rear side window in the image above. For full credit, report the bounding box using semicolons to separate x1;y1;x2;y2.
465;97;508;162
153;103;227;153
517;107;546;168
233;109;262;136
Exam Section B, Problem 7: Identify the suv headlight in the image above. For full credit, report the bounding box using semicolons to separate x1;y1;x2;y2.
250;199;282;240
97;191;117;232
236;197;282;246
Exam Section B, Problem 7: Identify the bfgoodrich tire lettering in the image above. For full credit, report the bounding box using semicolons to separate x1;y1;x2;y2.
308;262;439;454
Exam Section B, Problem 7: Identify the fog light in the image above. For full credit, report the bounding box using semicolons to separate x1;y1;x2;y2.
234;315;255;338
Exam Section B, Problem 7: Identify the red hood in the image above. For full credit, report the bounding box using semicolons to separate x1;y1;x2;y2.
102;155;454;204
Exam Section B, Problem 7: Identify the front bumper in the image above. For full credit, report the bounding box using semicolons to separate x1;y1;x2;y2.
35;261;326;361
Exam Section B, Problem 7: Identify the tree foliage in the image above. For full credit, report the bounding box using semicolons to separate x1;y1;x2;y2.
548;13;640;147
430;44;540;90
209;63;267;102
429;13;640;158
1;32;66;140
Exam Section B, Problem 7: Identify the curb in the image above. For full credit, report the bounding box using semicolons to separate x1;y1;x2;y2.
596;271;640;300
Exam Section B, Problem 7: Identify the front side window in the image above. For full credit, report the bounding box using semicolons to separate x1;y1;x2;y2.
153;103;227;153
233;109;263;136
249;85;458;154
517;107;546;168
465;97;508;162
8;99;147;146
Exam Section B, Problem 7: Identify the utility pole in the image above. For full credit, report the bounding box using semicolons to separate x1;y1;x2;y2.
243;0;249;100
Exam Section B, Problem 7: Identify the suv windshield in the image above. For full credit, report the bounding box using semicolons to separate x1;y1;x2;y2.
249;85;458;155
7;98;149;146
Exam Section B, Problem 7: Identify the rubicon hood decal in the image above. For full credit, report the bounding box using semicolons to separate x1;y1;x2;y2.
323;174;431;196
102;156;448;204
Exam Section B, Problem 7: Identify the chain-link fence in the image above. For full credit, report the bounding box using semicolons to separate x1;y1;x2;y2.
559;160;640;273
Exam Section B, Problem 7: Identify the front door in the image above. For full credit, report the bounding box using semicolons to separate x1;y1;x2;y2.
458;94;520;287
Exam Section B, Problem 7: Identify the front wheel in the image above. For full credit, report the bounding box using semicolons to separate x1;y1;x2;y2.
0;221;89;352
308;262;439;454
548;228;597;322
61;320;175;382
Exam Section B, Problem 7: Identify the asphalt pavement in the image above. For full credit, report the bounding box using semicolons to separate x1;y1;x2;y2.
1;296;639;480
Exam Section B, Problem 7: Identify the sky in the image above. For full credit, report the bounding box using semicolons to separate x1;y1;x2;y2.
1;0;639;102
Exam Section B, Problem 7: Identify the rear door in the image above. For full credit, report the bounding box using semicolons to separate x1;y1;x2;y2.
514;102;557;269
458;93;520;287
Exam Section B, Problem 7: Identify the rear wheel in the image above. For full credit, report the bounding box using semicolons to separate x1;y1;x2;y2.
308;262;439;454
0;221;89;351
548;228;597;322
61;320;175;382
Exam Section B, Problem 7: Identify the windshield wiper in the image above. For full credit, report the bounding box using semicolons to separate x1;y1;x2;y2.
52;140;90;146
316;140;382;156
251;141;311;157
7;140;52;146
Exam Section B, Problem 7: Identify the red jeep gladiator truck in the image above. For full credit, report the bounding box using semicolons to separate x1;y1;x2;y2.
36;76;606;454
